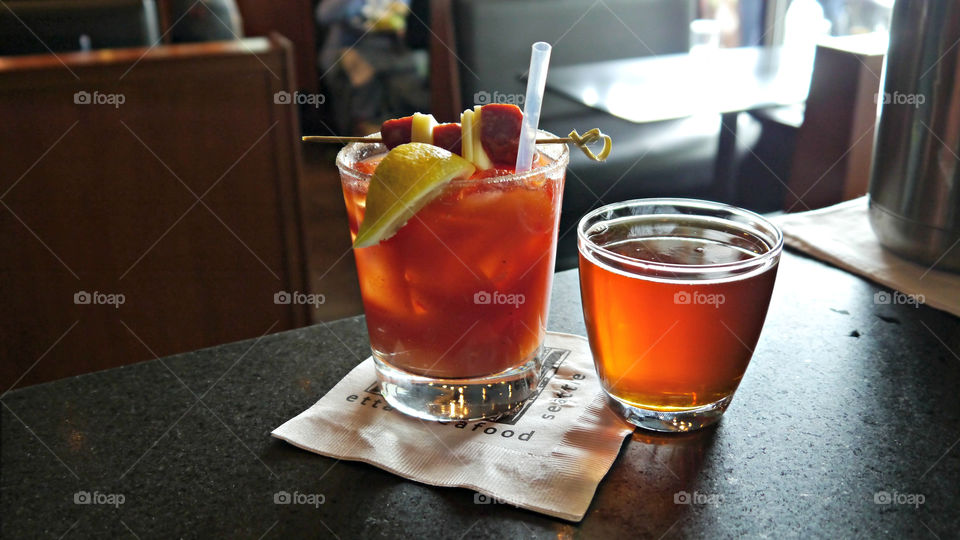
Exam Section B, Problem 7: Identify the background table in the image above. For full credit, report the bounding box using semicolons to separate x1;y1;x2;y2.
2;251;958;538
545;46;811;124
545;46;813;202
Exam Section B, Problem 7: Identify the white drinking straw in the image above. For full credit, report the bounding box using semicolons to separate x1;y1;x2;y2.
515;41;552;173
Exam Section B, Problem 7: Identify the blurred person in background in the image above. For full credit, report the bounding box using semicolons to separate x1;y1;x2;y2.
699;0;742;47
316;0;429;135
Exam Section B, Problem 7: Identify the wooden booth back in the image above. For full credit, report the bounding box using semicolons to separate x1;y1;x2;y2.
0;36;309;389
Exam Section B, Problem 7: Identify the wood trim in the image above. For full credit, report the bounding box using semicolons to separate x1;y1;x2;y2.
267;32;311;327
0;37;274;74
234;0;319;92
155;0;173;43
429;0;461;122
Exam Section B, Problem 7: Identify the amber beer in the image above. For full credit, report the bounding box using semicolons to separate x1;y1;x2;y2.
578;199;782;432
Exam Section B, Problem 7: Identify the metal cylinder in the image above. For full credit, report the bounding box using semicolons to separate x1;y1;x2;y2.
868;0;960;273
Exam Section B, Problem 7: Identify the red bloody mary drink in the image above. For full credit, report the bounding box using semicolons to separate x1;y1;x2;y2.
336;128;568;421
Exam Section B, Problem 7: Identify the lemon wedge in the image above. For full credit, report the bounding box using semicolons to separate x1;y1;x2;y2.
353;143;476;248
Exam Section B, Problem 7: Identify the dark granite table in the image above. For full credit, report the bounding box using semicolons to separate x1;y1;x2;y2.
3;251;959;538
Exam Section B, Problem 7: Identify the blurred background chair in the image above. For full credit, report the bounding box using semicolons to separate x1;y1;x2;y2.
784;36;885;212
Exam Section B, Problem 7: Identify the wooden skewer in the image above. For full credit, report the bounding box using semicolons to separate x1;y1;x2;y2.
300;128;612;161
301;135;576;144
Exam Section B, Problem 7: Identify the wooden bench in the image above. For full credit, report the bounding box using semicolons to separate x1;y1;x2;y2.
0;36;310;388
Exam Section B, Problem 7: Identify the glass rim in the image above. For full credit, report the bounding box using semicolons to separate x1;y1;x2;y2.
335;129;569;186
577;197;784;274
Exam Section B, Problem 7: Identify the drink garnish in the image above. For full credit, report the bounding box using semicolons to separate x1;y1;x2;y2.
303;104;612;166
410;112;437;144
353;142;476;248
567;128;612;161
463;105;493;169
480;104;523;166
